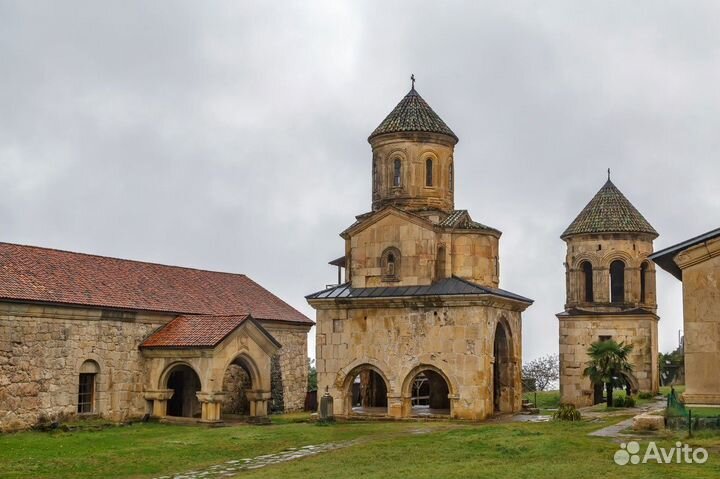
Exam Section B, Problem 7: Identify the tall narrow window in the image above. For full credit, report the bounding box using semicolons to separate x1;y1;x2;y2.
435;245;446;280
381;247;401;281
640;262;648;303
387;254;395;276
610;260;625;303
449;163;454;191
425;158;433;186
78;360;99;414
581;261;594;302
393;159;402;187
372;157;377;194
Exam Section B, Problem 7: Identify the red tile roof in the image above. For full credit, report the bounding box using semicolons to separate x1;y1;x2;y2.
140;314;267;348
0;243;312;325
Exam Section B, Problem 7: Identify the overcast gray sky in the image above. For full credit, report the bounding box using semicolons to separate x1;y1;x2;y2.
1;1;718;362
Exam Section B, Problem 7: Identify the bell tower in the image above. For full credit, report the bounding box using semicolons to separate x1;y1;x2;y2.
558;175;660;406
368;78;458;214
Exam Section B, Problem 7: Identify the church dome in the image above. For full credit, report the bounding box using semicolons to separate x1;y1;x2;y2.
561;179;658;239
368;87;458;142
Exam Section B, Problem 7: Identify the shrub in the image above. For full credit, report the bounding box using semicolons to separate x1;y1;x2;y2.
624;396;636;408
638;392;653;400
553;403;581;421
613;397;626;408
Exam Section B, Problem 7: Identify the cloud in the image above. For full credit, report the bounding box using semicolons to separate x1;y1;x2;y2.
1;0;717;361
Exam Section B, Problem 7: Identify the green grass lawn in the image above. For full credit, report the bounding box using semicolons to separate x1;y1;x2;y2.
1;413;719;479
688;407;720;418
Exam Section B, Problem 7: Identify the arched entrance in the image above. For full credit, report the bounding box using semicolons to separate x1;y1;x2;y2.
165;364;202;418
344;365;389;416
406;368;450;416
222;359;253;417
493;320;514;413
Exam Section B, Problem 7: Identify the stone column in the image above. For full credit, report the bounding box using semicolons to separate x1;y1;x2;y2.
245;390;272;417
387;395;404;418
196;392;227;423
144;389;175;418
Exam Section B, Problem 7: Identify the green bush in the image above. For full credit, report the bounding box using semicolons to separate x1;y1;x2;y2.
624;396;636;407
613;397;626;408
553;403;581;421
638;392;653;400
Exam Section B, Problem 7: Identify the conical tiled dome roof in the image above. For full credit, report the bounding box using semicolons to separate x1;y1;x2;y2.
561;179;658;239
369;87;458;142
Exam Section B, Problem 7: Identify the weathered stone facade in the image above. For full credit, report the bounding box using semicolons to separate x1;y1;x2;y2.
313;301;524;420
0;302;167;431
308;85;532;420
259;322;309;412
0;303;310;432
651;229;720;405
558;180;660;406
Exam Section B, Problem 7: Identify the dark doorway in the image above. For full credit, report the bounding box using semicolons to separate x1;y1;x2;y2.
166;365;201;418
410;369;450;415
493;322;514;413
350;369;388;415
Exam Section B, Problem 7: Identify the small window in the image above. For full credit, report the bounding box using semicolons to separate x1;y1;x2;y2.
640;262;648;303
372;157;377;193
393;159;402;187
449;163;454;191
425;158;433;186
78;360;99;414
599;335;612;342
381;247;401;281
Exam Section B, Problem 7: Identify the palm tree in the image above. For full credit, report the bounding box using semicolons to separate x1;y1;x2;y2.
583;340;634;408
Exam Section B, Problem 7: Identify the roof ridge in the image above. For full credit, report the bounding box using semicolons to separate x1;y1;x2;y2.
0;241;249;278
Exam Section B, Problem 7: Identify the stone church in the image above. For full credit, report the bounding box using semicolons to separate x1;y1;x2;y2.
558;178;660;406
0;243;312;432
307;84;533;420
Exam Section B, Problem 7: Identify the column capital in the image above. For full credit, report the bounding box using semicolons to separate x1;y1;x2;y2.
144;389;175;401
196;391;228;404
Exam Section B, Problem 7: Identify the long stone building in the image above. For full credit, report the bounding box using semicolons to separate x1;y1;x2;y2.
307;83;533;420
650;227;720;405
0;243;312;432
558;178;660;406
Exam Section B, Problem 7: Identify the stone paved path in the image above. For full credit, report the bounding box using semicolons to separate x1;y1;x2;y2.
587;398;666;439
153;440;360;479
153;427;442;479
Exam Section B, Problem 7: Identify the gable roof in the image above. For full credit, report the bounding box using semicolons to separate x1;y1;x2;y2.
438;210;500;234
561;179;658;239
340;206;435;239
649;227;720;280
368;87;458;142
140;314;282;349
0;242;312;324
306;276;533;304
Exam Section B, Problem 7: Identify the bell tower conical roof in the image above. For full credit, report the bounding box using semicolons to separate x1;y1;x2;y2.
368;87;458;142
561;179;658;239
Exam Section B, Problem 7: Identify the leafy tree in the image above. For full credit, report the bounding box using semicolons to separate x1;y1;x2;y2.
522;353;559;391
583;339;634;408
307;358;317;392
659;346;684;386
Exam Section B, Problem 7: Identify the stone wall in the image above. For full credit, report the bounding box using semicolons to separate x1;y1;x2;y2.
259;322;310;412
348;211;500;289
675;237;720;404
559;314;659;406
312;299;523;420
0;302;170;432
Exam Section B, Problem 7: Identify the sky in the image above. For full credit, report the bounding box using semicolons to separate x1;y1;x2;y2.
1;1;718;362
